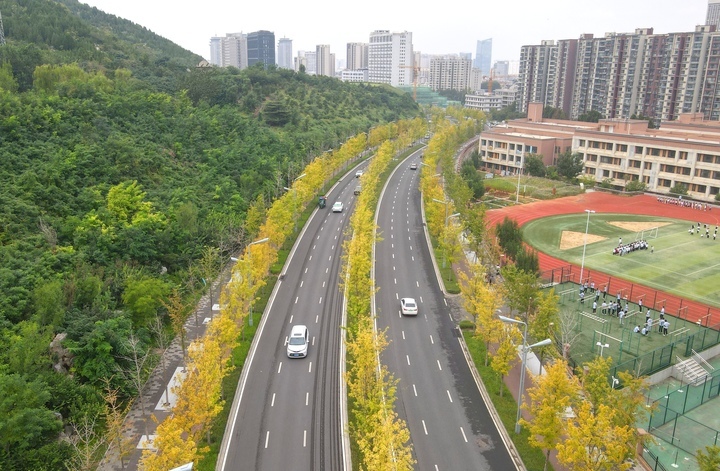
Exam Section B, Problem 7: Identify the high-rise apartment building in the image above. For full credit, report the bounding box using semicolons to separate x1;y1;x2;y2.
316;45;334;76
209;33;248;69
518;40;555;112
368;30;414;87
474;39;492;75
707;0;720;28
305;51;317;74
247;30;275;68
518;25;720;122
346;42;369;70
277;38;293;69
429;55;471;91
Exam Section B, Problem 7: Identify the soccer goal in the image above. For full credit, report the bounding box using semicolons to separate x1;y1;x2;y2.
635;226;659;241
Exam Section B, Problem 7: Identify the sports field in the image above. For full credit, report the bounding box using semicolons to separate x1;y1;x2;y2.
522;213;720;308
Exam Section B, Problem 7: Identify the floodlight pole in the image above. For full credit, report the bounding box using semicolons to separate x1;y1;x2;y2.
579;209;595;285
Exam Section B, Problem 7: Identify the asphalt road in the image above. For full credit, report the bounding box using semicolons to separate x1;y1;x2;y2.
374;151;518;470
218;165;365;471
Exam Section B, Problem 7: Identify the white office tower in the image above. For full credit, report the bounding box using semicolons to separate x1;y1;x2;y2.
316;45;334;76
277;38;293;69
209;33;248;68
368;30;414;86
305;51;317;75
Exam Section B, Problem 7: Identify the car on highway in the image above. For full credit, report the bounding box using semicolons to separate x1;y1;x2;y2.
332;201;344;212
400;297;418;316
410;163;417;170
355;170;363;178
287;325;309;358
354;185;361;195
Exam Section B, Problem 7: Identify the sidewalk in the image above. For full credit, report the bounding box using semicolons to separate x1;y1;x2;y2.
98;270;230;471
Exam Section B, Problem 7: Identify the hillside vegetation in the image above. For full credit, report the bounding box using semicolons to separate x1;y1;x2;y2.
0;1;419;469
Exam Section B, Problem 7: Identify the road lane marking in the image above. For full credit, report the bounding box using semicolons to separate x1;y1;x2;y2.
328;255;332;261
326;267;329;274
300;281;303;287
444;298;448;306
308;362;313;373
309;255;312;261
392;253;395;259
430;335;434;344
413;384;417;396
331;245;335;250
437;360;442;371
305;268;308;273
393;266;396;271
295;297;299;304
406;355;410;366
394;278;397;284
447;390;453;402
460;427;468;442
402;331;405;340
396;293;399;299
316;315;319;323
420;296;423;303
289;315;293;323
322;281;326;287
412;256;415;261
265;431;270;448
271;393;276;407
422;420;428;435
303;430;307;447
416;281;419;287
410;246;413;251
306;392;309;406
278;363;282;374
313;244;316;250
319;297;322;304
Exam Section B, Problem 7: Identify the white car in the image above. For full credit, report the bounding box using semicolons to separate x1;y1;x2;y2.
287;325;309;358
400;298;418;316
355;170;363;178
332;201;344;212
410;163;417;170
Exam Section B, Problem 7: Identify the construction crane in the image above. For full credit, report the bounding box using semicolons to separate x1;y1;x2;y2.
400;64;421;101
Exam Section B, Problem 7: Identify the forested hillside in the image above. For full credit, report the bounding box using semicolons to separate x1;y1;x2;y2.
0;1;420;469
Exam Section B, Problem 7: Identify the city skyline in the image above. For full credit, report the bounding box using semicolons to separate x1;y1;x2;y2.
81;0;706;67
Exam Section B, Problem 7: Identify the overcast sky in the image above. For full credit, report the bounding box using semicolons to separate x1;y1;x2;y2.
81;0;709;66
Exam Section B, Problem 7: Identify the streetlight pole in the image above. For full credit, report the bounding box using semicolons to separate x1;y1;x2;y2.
499;315;552;434
596;342;610;357
245;237;269;327
579;209;595;286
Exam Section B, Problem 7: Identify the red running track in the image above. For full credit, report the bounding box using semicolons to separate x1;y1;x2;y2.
487;192;720;327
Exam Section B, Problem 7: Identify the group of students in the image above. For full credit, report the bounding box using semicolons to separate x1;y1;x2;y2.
612;239;650;255
633;307;670;336
657;196;711;211
688;223;718;240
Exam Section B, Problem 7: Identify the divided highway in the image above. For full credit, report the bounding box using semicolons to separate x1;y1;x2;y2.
374;150;518;470
218;166;364;471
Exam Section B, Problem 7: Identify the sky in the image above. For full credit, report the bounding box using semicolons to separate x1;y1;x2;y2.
80;0;709;66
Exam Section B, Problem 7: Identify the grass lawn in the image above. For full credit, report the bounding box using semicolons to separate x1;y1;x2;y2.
523;213;720;308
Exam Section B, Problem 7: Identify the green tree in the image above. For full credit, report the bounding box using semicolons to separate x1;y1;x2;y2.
624;180;647;192
501;264;540;321
669;183;688;196
543;106;567;119
555;151;584;179
515;247;540;275
122;276;169;329
524;154;547;177
0;373;62;454
495;216;523;260
529;290;560;366
578;110;603;122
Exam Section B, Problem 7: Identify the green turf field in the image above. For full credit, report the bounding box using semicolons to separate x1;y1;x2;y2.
523;213;720;308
